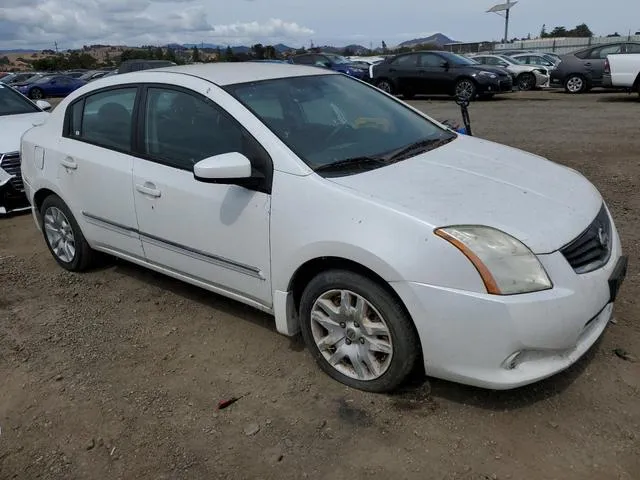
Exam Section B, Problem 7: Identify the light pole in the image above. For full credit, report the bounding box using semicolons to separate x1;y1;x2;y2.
487;1;518;43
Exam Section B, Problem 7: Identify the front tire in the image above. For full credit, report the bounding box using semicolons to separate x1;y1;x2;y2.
40;195;96;271
454;78;477;101
299;270;419;393
564;74;586;94
517;72;535;91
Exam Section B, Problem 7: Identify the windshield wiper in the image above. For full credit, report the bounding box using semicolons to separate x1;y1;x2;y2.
314;156;387;173
384;136;456;163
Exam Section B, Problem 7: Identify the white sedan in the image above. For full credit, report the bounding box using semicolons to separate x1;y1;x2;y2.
470;54;550;90
20;63;627;392
0;83;51;214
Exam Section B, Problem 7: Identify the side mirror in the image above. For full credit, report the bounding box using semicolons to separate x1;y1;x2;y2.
441;61;450;70
36;100;52;111
193;152;252;184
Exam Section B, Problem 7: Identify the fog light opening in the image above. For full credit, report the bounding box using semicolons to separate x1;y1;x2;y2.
503;351;523;370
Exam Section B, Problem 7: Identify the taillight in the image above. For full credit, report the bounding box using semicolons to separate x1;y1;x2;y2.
604;59;610;74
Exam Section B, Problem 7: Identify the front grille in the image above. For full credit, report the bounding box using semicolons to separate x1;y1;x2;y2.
560;205;612;274
0;152;23;192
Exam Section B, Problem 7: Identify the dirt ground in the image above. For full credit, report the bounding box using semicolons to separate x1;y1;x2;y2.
1;90;639;480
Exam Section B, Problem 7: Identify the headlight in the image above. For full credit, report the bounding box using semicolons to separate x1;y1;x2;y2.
435;225;552;295
473;71;497;79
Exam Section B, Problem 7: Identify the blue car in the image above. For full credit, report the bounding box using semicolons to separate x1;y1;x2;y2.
288;53;370;81
13;74;87;100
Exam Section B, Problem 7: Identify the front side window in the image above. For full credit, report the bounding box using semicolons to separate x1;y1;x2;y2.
225;74;454;173
625;43;640;53
390;54;418;67
68;87;137;151
143;87;269;173
0;84;40;116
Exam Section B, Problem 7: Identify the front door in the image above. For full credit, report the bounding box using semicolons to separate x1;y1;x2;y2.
416;53;450;94
56;85;144;258
132;85;273;307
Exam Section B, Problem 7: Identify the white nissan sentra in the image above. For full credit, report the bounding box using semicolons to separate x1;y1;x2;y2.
20;63;628;393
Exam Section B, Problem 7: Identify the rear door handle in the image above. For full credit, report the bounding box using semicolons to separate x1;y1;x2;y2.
135;182;161;198
60;157;78;170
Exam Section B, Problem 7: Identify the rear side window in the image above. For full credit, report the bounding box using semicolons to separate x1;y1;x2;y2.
66;87;137;152
625;43;640;53
588;44;623;59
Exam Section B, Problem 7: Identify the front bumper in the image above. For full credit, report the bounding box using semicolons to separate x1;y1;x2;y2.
476;76;514;95
0;166;29;215
533;71;551;88
391;219;626;390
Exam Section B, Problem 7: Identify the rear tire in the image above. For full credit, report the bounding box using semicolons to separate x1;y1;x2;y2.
299;269;420;393
375;79;394;95
40;195;96;272
564;74;586;94
29;87;44;100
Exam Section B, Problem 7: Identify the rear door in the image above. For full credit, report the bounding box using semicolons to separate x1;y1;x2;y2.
56;86;144;257
584;43;624;85
387;54;420;94
416;52;449;94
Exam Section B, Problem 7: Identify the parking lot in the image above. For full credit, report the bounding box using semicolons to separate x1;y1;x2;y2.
1;89;639;480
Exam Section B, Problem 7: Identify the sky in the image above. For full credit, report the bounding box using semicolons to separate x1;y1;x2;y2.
0;0;638;50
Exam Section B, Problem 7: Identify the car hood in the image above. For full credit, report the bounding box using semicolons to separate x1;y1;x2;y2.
0;112;49;154
327;135;602;254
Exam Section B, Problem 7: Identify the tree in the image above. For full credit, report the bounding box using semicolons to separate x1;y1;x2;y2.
572;23;593;38
215;47;222;61
192;46;201;62
154;47;164;60
264;45;277;59
295;46;307;55
607;32;621;37
540;24;548;38
549;26;568;37
251;43;265;59
0;56;10;65
381;40;388;53
224;46;237;62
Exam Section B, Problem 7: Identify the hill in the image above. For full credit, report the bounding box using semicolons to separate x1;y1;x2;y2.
397;33;457;47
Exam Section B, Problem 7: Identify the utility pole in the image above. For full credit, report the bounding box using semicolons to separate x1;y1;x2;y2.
487;1;518;44
54;41;58;53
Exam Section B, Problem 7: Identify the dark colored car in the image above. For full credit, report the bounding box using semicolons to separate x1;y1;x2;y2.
551;41;640;93
288;53;370;80
13;75;87;99
1;72;43;86
118;59;177;74
371;50;513;100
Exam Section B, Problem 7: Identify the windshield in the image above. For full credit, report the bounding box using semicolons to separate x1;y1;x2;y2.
499;55;519;65
325;54;351;64
0;84;40;116
441;52;479;65
225;74;455;173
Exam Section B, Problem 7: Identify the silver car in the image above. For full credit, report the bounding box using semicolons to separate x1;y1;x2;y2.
470;54;550;91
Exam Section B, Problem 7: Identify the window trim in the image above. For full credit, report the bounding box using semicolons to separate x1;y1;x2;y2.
62;84;142;156
136;83;274;194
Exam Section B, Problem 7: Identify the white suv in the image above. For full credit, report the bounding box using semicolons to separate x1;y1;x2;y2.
20;63;627;392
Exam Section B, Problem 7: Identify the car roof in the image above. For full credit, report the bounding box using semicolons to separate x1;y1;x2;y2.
135;62;336;86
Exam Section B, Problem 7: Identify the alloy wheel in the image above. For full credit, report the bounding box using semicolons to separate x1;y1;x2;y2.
310;289;393;381
566;76;584;93
44;206;76;263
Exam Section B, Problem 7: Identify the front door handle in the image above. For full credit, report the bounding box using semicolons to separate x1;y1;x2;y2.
60;157;78;170
136;182;161;198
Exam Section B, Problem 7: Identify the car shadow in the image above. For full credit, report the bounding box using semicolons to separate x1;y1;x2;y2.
391;335;604;412
108;257;277;333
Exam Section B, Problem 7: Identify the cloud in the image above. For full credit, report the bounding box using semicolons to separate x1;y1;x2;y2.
0;0;314;49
